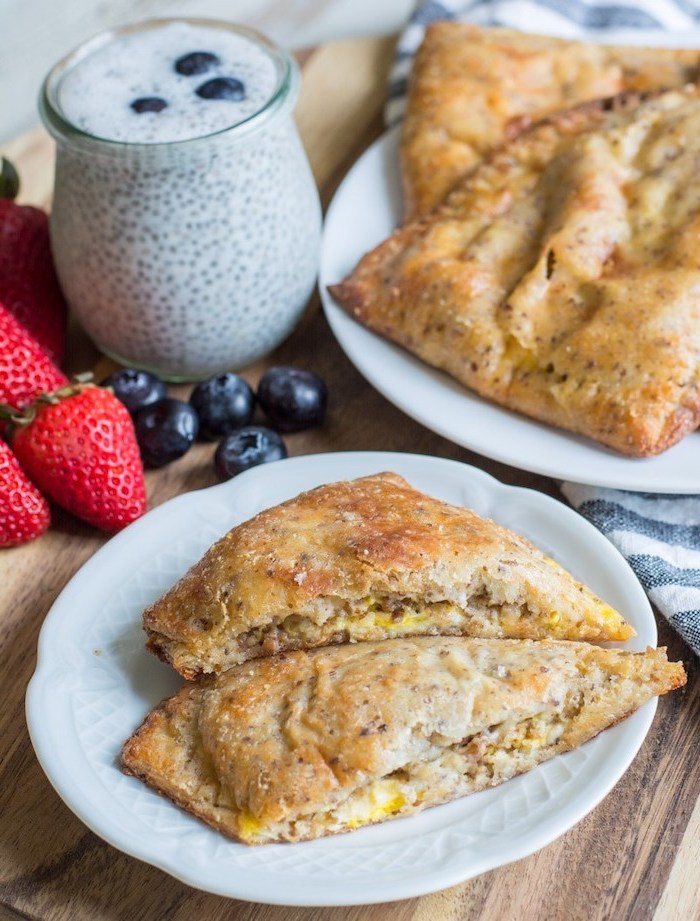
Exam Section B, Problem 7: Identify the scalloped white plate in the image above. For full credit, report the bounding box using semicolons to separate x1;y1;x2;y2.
26;452;657;906
320;125;700;492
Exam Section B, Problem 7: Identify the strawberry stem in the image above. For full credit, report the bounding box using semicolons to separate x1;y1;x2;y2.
0;403;25;424
0;373;98;429
0;157;20;200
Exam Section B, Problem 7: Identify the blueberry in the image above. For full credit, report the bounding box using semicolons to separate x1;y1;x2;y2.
130;97;168;114
174;51;221;76
195;77;245;101
134;398;199;467
214;426;287;480
101;368;167;414
189;373;255;441
257;367;328;433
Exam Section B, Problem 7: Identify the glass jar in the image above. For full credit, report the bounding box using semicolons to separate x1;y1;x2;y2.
39;19;322;381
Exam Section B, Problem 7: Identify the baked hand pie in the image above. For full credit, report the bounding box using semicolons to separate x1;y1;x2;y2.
121;636;685;844
401;22;700;217
332;87;700;456
143;473;633;678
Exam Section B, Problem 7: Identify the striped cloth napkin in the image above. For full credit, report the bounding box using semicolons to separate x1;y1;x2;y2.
387;0;700;656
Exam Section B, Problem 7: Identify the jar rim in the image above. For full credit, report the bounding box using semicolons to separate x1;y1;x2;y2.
39;17;298;154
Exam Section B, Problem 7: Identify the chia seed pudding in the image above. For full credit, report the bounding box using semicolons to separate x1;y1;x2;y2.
40;19;322;380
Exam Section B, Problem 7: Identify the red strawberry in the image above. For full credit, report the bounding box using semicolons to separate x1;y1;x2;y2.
8;383;147;532
0;199;68;362
0;301;68;411
0;439;50;547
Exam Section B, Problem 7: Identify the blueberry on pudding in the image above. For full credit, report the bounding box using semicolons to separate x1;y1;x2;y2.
130;96;168;113
195;76;245;100
175;50;221;75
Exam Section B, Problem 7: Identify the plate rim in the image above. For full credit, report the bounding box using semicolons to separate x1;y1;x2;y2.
319;122;700;493
26;450;658;905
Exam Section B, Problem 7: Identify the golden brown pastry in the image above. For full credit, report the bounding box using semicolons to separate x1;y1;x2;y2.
401;22;700;217
332;87;700;456
121;637;685;844
143;473;633;678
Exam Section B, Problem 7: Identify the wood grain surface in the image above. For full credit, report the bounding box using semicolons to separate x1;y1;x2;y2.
0;35;699;921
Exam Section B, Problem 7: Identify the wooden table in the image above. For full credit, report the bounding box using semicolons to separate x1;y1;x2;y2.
1;36;698;921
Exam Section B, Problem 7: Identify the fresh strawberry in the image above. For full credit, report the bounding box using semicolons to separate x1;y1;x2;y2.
7;383;147;532
0;199;68;361
0;302;68;411
0;439;50;547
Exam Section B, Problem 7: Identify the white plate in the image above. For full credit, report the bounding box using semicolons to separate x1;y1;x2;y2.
27;451;657;906
319;125;700;492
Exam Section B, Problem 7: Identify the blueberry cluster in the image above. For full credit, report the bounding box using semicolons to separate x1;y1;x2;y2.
130;51;247;115
102;366;327;476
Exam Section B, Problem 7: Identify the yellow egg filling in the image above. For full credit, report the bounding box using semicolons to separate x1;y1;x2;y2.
237;812;263;838
335;778;409;829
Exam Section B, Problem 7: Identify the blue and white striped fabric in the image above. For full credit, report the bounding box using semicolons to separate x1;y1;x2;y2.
561;485;700;653
388;0;700;656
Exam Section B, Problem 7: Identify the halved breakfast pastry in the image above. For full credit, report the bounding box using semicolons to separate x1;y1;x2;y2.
401;22;700;217
121;637;685;844
144;473;633;679
332;87;700;456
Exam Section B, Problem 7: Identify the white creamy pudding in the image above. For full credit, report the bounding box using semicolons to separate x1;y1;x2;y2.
41;20;321;380
57;22;279;143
